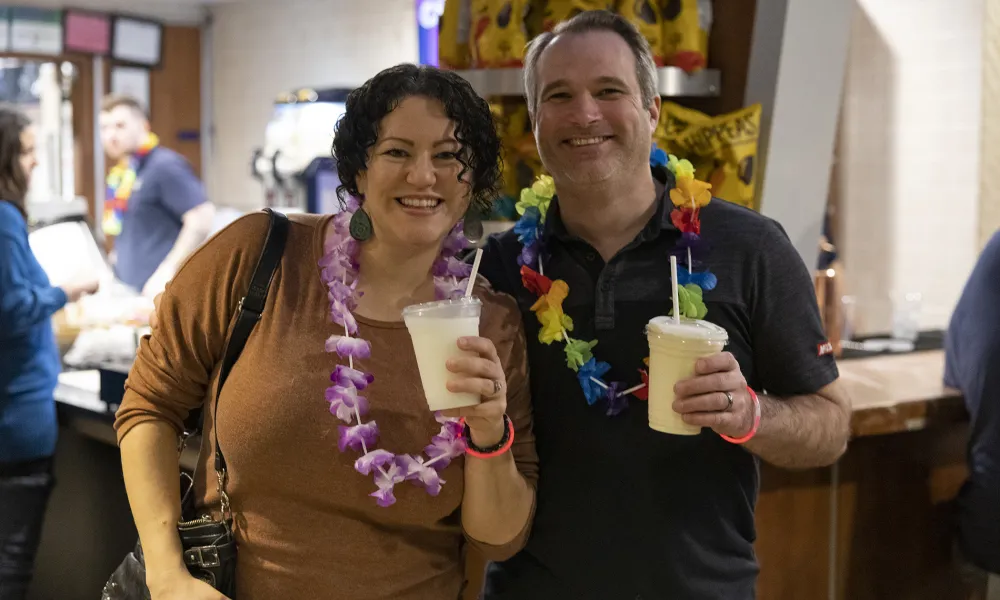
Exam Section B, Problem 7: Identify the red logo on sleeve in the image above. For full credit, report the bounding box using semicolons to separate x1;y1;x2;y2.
817;342;834;356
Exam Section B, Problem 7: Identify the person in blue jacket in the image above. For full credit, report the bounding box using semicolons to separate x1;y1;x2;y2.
945;230;1000;599
0;107;98;598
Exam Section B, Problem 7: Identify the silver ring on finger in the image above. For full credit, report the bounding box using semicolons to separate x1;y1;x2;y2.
724;391;734;411
491;379;503;396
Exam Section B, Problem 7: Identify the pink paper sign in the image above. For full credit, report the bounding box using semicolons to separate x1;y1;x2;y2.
64;11;110;54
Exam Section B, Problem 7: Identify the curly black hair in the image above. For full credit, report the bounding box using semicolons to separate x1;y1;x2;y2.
332;64;502;214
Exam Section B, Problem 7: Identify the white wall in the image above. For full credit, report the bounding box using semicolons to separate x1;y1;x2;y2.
207;0;418;211
836;0;983;334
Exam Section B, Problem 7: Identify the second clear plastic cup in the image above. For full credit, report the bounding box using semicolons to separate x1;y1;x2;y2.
402;297;483;411
645;316;729;435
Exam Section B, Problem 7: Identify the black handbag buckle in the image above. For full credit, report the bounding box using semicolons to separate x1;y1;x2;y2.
184;546;221;568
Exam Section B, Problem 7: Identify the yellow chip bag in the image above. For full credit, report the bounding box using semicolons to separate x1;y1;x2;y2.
541;0;615;32
655;102;762;210
471;0;533;68
615;0;666;65
489;101;544;219
654;99;711;141
524;0;546;38
662;0;713;73
439;0;473;70
496;102;542;200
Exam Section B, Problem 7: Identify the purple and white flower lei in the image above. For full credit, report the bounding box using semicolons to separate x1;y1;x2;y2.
319;200;473;507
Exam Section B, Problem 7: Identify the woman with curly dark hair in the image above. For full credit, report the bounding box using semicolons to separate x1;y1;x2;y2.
114;64;537;600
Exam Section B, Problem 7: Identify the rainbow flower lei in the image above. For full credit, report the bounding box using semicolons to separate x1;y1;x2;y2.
318;199;473;507
512;144;717;416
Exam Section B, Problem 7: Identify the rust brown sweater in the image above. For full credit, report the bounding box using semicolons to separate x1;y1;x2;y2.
114;212;537;600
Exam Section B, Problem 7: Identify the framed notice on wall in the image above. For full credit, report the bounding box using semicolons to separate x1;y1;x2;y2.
111;16;162;68
110;66;151;116
63;9;111;55
10;7;63;55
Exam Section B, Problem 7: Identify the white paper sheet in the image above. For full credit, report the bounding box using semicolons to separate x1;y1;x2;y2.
28;221;112;288
54;370;106;413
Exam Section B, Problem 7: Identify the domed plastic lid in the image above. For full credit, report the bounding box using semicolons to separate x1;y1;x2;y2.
401;296;482;319
647;317;729;342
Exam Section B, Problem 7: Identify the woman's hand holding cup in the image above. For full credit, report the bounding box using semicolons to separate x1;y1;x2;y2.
440;336;507;447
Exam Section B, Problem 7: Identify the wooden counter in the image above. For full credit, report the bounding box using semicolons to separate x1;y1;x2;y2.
841;351;966;437
755;350;971;600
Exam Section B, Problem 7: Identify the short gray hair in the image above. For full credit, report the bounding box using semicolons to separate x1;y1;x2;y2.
523;10;658;120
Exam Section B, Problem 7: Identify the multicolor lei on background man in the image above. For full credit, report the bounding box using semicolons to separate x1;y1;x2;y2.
511;143;718;417
102;132;159;237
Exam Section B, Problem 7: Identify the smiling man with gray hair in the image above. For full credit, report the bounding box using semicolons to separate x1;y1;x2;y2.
477;9;852;599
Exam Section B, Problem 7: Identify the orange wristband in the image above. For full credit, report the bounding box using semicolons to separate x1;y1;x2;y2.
720;386;761;444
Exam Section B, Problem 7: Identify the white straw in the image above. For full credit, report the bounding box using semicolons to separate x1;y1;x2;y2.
620;382;646;397
465;248;483;297
670;255;680;325
589;376;609;390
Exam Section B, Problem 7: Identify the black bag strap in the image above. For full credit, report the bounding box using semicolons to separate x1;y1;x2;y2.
209;208;289;503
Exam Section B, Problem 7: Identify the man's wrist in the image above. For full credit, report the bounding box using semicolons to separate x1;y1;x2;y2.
721;386;761;444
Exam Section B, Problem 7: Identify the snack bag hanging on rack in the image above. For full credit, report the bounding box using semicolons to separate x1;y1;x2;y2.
508;104;543;197
656;102;762;210
541;0;614;32
469;0;491;67
470;0;533;67
662;0;713;73
654;99;711;143
493;100;520;207
439;0;473;69
615;1;666;65
524;0;546;38
494;101;543;219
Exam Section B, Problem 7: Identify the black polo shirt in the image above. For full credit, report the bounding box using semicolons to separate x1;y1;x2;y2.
478;166;839;600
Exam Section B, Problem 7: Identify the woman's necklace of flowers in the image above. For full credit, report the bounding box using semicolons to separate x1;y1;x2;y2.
513;147;717;417
318;201;474;507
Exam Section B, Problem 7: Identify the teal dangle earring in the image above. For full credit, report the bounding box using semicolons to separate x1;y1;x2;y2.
349;196;373;241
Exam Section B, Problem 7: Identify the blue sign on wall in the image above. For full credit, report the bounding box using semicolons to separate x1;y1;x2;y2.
416;0;444;66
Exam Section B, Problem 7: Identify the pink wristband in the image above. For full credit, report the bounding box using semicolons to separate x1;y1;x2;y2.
720;386;761;444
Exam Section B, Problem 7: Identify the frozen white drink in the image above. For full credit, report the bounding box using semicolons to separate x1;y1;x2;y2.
402;297;483;411
646;316;729;435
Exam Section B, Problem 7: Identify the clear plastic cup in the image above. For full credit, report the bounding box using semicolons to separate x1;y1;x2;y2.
891;292;922;342
645;316;729;435
402;297;483;411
